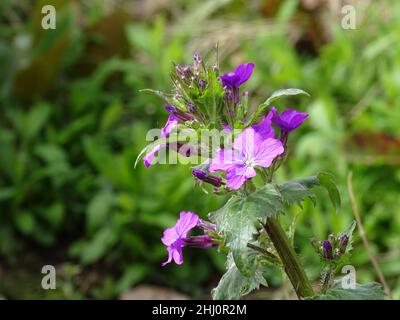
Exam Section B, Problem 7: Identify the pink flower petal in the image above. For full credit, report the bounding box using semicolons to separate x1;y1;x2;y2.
226;165;256;190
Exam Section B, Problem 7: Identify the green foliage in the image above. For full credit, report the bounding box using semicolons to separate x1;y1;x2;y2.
212;254;267;300
210;184;282;277
1;0;400;299
311;282;386;300
279;172;341;211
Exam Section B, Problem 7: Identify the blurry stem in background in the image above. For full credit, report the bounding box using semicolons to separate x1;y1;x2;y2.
345;84;379;123
347;171;393;300
264;217;314;299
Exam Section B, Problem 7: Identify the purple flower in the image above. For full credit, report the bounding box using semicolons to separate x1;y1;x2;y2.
161;212;214;266
198;79;206;90
338;235;349;254
271;107;309;132
192;169;223;187
161;211;199;266
193;52;201;71
251;110;275;140
184;235;214;248
143;114;179;168
220;62;255;89
322;240;333;260
209;127;284;190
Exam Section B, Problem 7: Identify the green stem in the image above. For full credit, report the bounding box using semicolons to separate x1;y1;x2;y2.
320;267;333;294
264;217;314;299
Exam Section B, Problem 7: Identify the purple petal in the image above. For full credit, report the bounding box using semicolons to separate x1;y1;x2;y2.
233;128;257;159
143;144;164;168
162;242;184;266
220;72;240;88
209;149;240;172
175;211;199;237
251;111;275;140
271;107;308;132
226;165;256;190
253;138;284;168
220;62;254;88
235;62;255;86
161;224;179;246
161;114;179;137
222;124;232;133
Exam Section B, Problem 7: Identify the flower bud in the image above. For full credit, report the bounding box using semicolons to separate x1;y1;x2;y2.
338;235;349;254
192;169;223;187
184;235;216;248
322;240;333;260
165;105;194;122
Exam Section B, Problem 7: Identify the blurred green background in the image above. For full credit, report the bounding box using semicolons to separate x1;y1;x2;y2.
0;0;399;299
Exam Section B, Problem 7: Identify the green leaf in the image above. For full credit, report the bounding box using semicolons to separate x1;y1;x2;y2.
139;89;175;105
14;211;36;235
264;88;310;106
212;254;267;300
317;172;341;212
279;181;316;207
24;103;51;141
210;184;283;276
311;282;386;300
279;172;341;211
86;190;115;233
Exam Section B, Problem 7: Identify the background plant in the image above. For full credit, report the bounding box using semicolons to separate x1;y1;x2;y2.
0;0;399;299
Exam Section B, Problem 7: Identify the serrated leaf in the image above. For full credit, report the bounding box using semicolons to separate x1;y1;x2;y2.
279;181;316;207
212;254;267;300
311;282;386;300
279;172;341;211
210;184;283;276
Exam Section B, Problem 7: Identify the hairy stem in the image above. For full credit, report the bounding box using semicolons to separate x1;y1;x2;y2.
320;267;333;294
264;217;314;299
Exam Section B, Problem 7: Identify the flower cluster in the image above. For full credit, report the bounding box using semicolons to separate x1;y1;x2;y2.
140;52;308;266
312;234;349;262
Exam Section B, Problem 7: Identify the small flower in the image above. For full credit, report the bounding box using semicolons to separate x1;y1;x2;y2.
251;110;275;140
198;79;206;90
161;211;213;266
193;52;201;73
322;240;333;260
143;114;179;168
220;62;255;89
209;127;284;190
271;107;309;132
192;169;223;187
